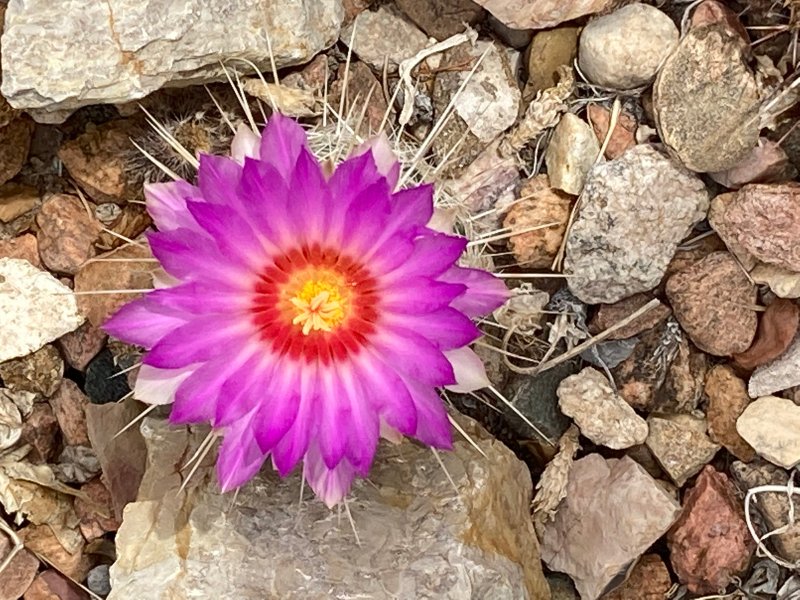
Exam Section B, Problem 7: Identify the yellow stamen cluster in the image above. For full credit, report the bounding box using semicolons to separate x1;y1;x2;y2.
289;280;347;335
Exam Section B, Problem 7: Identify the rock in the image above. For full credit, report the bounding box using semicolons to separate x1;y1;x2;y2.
18;524;90;581
732;460;800;564
23;570;88;600
396;0;484;41
74;478;121;542
658;338;707;414
56;321;107;372
53;445;101;484
87;565;112;597
0;117;33;184
2;0;343;120
588;293;671;340
74;242;153;328
749;334;800;397
20;403;59;463
547;574;579;600
710;138;795;189
663;232;728;283
707;193;759;271
85;399;148;520
36;194;102;275
474;0;615;30
109;415;550;599
85;349;132;405
666;251;757;356
503;175;573;268
586;104;637;160
0;234;40;267
578;4;678;90
603;554;672;600
48;380;90;447
330;62;387;135
432;42;520;171
564;145;708;304
58;121;139;204
557;367;648;449
445;141;519;216
0;184;39;224
690;0;750;41
96;204;150;251
734;299;800;370
705;365;755;462
580;337;638;370
544;113;599;195
524;27;579;100
488;15;532;50
751;263;800;299
646;414;720;486
502;362;577;444
709;183;800;272
341;5;428;71
539;454;680;600
0;345;64;398
667;466;754;594
737;396;800;469
0;392;22;451
0;258;84;362
654;23;760;172
0;537;39;600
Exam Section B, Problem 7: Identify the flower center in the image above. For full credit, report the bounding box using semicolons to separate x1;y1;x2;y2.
289;279;347;335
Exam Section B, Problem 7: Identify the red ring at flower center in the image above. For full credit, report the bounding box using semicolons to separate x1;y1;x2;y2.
249;244;378;363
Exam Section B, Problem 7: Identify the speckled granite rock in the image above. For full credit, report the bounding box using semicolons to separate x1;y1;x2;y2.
109;416;551;600
1;0;343;121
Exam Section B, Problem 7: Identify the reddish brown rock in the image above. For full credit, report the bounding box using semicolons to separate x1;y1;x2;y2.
0;116;34;186
710;139;794;189
74;242;154;328
589;293;671;340
48;380;90;447
586;104;637;160
23;570;88;600
73;478;121;542
663;233;728;284
0;345;64;398
667;466;754;594
36;195;102;276
657;337;707;413
56;321;107;372
666;252;757;356
0;184;39;223
330;62;388;136
0;234;40;267
705;365;755;462
690;1;749;43
396;0;485;40
95;203;150;252
20;403;60;463
58;121;138;204
0;537;39;600
18;524;91;581
504;174;573;269
712;183;800;272
604;554;672;600
733;298;800;370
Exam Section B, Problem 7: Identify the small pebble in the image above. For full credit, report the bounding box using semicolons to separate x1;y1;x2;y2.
545;113;599;196
85;349;132;405
87;565;112;597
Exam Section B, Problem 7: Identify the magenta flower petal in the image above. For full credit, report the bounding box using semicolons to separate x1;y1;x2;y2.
106;113;507;506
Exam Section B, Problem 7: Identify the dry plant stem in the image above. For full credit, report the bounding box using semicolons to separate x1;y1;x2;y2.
0;518;22;577
398;30;476;126
744;480;800;570
503;299;661;375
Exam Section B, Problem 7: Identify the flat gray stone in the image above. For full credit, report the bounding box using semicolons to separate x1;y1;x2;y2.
109;415;551;599
749;334;800;397
1;0;343;121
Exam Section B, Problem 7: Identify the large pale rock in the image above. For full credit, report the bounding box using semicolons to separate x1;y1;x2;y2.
0;258;84;362
110;416;551;600
557;367;648;450
736;396;800;469
578;4;678;90
564;145;708;304
1;0;344;120
475;0;615;30
540;454;680;600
